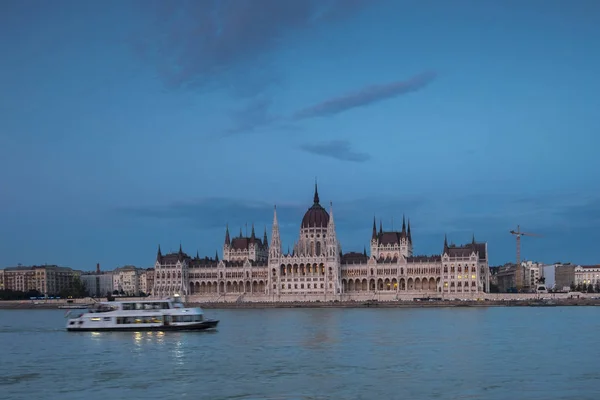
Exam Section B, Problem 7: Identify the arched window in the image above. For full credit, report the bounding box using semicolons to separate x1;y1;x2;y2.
316;242;321;256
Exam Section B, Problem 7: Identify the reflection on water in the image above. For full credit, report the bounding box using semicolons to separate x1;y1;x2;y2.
0;307;599;400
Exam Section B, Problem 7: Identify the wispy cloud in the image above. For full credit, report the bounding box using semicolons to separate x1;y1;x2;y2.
299;140;370;162
222;98;279;136
292;71;436;120
220;71;436;138
137;0;373;95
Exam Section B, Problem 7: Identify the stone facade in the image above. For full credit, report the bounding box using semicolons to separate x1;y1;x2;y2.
153;184;490;301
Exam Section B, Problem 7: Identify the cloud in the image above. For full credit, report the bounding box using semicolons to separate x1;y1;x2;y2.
137;0;373;95
222;98;279;136
299;140;371;162
292;71;436;120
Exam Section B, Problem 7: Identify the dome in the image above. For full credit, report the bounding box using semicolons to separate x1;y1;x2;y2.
301;184;330;229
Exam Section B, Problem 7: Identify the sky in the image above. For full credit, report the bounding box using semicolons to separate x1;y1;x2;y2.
1;0;600;271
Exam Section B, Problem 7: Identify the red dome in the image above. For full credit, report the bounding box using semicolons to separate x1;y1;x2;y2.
301;183;329;229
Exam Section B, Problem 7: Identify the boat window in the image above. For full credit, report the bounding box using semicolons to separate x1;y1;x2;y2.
103;317;111;321
122;303;134;311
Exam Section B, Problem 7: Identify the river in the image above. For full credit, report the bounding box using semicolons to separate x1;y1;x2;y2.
0;307;597;399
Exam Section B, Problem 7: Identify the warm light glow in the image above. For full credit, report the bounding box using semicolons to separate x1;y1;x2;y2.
471;275;476;279
458;275;462;279
90;317;101;321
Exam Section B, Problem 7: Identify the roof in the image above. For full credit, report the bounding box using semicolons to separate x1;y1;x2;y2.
341;252;368;264
301;184;330;229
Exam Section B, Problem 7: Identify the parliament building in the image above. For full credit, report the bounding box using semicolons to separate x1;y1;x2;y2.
152;185;490;301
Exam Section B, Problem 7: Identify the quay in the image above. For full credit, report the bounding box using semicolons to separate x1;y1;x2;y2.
1;294;599;310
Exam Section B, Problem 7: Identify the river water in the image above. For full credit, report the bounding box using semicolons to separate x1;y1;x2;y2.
0;307;598;399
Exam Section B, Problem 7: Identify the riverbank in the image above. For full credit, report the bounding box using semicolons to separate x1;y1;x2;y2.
196;298;600;309
2;298;600;310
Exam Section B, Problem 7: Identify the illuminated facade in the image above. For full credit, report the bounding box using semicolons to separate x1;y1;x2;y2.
153;184;490;300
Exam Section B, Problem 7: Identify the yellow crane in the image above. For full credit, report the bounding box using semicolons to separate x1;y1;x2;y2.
509;225;542;292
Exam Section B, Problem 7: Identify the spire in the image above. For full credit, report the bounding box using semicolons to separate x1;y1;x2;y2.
443;234;448;253
157;244;162;260
239;227;243;238
224;224;230;245
270;205;281;259
178;243;183;261
179;243;182;253
472;233;476;245
196;250;199;259
363;246;367;257
313;179;320;204
372;216;377;240
215;250;219;262
402;215;406;233
407;219;412;242
250;223;256;240
263;226;268;247
379;219;383;235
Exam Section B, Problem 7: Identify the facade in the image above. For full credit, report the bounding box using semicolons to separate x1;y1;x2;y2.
554;263;576;291
153;185;490;300
112;265;142;296
139;268;155;296
574;265;600;288
80;264;114;297
0;265;79;295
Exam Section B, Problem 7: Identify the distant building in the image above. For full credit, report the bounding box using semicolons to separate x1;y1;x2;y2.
139;268;155;296
0;265;79;296
113;265;143;296
554;263;576;290
574;265;600;288
80;263;114;297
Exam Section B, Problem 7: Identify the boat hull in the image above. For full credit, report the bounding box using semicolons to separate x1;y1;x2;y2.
67;319;219;332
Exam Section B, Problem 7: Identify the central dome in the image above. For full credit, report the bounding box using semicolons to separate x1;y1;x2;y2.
301;183;330;229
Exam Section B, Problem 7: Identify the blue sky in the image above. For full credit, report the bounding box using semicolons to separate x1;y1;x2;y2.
1;0;599;270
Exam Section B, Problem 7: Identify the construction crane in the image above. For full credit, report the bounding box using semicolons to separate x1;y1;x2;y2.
509;225;542;292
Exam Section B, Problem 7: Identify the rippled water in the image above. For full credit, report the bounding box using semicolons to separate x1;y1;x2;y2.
0;307;598;399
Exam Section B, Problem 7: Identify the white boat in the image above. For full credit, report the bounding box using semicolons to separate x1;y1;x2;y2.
65;295;219;332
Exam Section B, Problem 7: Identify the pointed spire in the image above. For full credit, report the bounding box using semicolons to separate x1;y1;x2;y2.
263;226;268;247
444;234;448;252
407;218;412;242
363;246;367;257
251;223;256;239
472;233;476;245
215;250;219;262
313;179;320;204
372;216;377;240
196;250;199;259
225;224;230;245
156;245;162;261
379;219;383;235
402;215;406;233
179;243;182;253
239;227;243;238
270;205;281;259
328;201;335;228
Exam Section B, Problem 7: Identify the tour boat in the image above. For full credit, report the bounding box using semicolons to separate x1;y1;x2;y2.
65;295;219;332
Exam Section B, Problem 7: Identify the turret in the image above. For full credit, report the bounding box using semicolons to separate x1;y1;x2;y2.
372;217;377;241
269;205;281;259
224;225;230;246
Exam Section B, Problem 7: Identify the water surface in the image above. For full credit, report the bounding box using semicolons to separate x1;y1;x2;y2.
0;307;597;399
